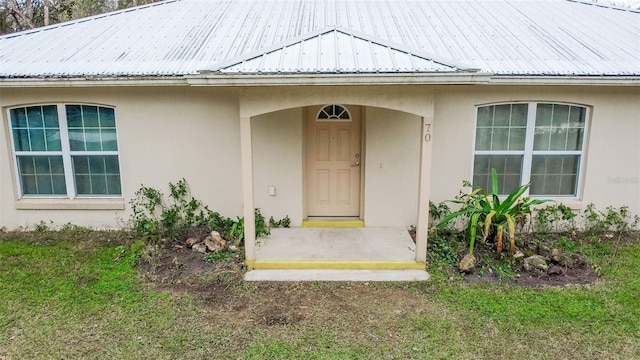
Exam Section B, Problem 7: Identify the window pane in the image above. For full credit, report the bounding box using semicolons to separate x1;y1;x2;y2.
66;105;83;127
45;129;62;151
477;106;493;126
552;104;570;127
36;175;54;194
106;175;122;194
68;129;86;151
549;128;568;151
91;175;107;194
475;128;492;150
73;155;121;195
511;104;528;126
494;105;511;126
17;156;66;195
473;155;522;195
99;107;116;127
508;128;526;151
89;156;106;173
536;104;553;126
20;157;36;174
82;106;100;127
75;175;90;194
26;107;44;128
491;128;509;151
10;108;27;128
42;105;59;128
566;128;583;151
21;175;38;195
104;156;120;174
73;156;89;173
530;155;579;196
101;129;118;151
85;129;103;151
12;129;30;151
29;129;46;151
569;106;586;126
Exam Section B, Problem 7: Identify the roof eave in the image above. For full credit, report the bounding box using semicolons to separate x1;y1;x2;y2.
1;73;639;87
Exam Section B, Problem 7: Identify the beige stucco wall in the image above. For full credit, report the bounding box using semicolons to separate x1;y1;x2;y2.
252;108;304;225
1;84;639;229
364;107;421;226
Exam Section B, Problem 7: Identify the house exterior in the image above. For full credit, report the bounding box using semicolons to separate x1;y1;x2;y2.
1;0;639;265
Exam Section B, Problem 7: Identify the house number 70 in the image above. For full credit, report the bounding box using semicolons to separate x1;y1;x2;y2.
424;123;432;142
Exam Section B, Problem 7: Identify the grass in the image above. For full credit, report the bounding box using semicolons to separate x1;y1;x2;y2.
1;229;639;359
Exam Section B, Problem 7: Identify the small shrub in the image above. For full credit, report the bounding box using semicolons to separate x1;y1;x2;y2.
583;204;640;234
269;215;291;228
427;229;461;267
33;220;53;232
534;203;578;233
429;201;451;229
230;209;271;244
129;179;235;240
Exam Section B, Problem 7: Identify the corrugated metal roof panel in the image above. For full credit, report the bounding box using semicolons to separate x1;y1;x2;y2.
210;27;470;73
0;0;638;78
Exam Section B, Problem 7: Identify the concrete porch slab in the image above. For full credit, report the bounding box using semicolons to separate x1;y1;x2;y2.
249;227;422;271
255;227;417;262
244;269;430;282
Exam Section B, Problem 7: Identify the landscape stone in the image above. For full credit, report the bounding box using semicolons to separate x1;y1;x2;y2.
524;255;549;272
185;237;199;247
548;266;564;275
192;243;207;253
550;248;561;263
458;253;476;273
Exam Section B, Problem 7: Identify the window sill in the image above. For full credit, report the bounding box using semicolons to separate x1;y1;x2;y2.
15;198;125;210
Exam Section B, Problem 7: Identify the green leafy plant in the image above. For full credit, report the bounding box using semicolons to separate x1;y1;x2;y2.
429;201;452;229
438;168;549;258
535;203;578;232
129;179;235;240
203;251;234;263
269;215;291;228
230;208;271;244
583;204;640;234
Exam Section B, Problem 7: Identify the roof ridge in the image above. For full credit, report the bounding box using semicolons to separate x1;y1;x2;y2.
204;26;478;73
0;0;182;40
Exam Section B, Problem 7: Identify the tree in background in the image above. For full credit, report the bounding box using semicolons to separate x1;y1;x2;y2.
0;0;159;34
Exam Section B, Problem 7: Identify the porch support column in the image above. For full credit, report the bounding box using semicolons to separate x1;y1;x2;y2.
240;116;256;263
416;112;434;263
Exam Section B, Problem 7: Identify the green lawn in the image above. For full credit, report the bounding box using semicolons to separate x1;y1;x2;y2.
1;230;639;359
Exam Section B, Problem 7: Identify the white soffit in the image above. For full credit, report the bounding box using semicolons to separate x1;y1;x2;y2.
205;27;477;74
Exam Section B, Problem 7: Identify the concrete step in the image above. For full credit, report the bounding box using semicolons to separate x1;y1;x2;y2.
246;260;425;270
244;269;430;281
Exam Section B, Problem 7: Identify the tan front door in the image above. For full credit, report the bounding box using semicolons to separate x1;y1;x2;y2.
306;105;361;217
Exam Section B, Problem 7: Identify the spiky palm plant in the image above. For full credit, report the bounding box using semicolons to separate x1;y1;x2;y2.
438;169;550;258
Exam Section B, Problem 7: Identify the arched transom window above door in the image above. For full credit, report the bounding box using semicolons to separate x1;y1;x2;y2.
317;105;351;121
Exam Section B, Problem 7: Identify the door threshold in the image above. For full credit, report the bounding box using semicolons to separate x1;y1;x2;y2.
302;218;364;228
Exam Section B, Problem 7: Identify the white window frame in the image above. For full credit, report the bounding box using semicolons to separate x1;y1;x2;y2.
7;103;123;200
471;101;590;199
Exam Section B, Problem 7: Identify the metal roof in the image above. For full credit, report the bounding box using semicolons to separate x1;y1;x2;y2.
208;27;475;74
0;0;639;79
